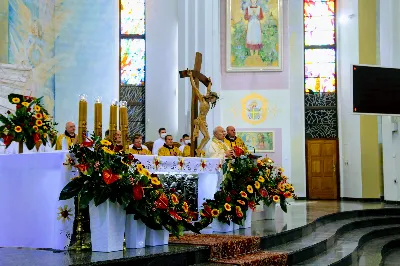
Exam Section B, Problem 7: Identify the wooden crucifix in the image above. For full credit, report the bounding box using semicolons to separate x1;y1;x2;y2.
179;52;212;157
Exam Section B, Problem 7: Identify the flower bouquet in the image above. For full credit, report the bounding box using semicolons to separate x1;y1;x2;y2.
0;93;58;151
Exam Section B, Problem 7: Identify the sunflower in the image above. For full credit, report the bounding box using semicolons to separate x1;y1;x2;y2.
43;113;48;120
254;181;260;189
278;184;285;191
258;176;265;183
102;147;115;155
35;113;43;119
278;167;284;172
171;194;179;205
182;202;189;212
142;169;151;178
235;206;243;218
285;183;292;189
247;185;254;194
14;126;22;133
237;200;245;205
224;203;231;211
100;139;111;146
57;205;73;223
211;209;220;217
240;191;248;198
273;195;280;202
22;102;29;107
33;126;38;132
284;192;292;199
151;177;160;185
34;105;41;112
12;97;20;103
43;126;47;130
35;120;43;126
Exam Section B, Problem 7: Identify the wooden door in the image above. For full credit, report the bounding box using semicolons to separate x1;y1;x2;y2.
306;139;339;200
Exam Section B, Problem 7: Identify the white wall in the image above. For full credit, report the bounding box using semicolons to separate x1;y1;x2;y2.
146;0;179;141
380;0;400;201
54;0;119;134
337;0;363;198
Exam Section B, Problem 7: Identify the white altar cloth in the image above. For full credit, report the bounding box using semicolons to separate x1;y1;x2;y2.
0;153;221;249
0;151;74;249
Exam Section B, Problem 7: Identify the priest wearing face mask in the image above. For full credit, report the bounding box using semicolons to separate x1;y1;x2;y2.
158;135;182;156
152;127;167;155
224;126;248;154
179;134;191;157
129;135;151;155
56;121;78;150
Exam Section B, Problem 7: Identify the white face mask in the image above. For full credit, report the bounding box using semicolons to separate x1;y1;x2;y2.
161;133;167;139
184;139;190;145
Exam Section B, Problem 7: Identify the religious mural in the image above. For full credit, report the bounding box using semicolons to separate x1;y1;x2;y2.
241;93;268;125
237;131;274;152
226;0;283;71
7;0;59;115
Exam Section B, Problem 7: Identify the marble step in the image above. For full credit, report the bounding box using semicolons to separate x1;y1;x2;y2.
380;238;400;266
264;216;400;265
357;235;400;266
296;226;400;266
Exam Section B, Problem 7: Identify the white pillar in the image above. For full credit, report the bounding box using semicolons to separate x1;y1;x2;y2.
146;0;179;141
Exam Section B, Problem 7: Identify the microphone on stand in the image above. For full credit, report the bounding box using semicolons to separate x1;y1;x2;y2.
245;144;256;154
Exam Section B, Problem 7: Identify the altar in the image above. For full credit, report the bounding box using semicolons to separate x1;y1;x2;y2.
0;152;221;250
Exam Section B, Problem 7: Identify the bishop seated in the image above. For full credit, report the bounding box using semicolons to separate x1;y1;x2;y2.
158;135;182;156
129;134;151;155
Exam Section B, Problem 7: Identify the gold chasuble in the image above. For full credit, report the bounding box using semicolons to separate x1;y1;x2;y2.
129;146;152;155
56;131;76;150
158;144;182;156
224;135;248;153
182;145;191;157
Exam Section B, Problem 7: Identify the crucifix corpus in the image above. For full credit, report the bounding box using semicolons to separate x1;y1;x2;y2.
179;52;219;157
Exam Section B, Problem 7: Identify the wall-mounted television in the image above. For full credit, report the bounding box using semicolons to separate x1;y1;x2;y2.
353;64;400;115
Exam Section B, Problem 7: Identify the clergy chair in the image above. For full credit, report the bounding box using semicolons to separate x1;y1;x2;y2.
173;142;181;148
144;141;153;151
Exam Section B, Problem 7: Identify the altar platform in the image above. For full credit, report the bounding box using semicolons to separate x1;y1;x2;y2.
1;200;400;266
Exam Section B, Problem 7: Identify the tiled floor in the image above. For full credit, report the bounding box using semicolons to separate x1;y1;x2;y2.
0;200;398;266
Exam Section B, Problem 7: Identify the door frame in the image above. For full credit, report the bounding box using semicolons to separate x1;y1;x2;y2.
305;138;341;200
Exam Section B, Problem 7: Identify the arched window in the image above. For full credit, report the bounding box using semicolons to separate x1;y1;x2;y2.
119;0;146;140
304;0;337;138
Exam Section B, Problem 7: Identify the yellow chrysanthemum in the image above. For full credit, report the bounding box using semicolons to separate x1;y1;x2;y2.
22;102;29;107
35;120;43;126
254;181;260;189
14;126;22;133
12;97;20;103
102;147;115;155
258;176;265;183
100;139;111;146
247;185;254;194
34;105;41;112
151;177;160;185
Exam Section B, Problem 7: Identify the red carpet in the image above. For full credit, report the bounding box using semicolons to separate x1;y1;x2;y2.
169;234;288;265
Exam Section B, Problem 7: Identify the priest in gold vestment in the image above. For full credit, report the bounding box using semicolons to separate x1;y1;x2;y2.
224;126;248;153
56;121;77;150
158;135;182;156
129;135;151;155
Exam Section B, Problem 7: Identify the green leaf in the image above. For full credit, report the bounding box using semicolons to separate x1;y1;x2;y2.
79;189;94;208
280;198;288;213
59;178;84;200
94;186;110;206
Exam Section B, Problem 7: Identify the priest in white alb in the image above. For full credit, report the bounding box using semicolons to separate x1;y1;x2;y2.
207;126;234;189
152;127;167;155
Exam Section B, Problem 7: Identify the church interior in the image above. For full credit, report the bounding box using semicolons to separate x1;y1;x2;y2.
1;0;400;265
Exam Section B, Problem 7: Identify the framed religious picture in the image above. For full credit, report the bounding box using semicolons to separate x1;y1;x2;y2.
236;131;275;152
226;0;283;72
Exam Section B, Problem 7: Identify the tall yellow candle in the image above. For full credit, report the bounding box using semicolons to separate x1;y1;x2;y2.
78;94;88;143
119;101;129;151
109;100;118;143
94;97;102;138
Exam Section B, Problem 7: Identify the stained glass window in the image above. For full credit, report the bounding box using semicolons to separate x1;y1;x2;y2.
120;0;146;138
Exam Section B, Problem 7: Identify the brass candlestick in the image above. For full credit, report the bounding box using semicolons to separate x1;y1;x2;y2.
94;97;102;138
109;100;118;143
119;101;129;151
78;94;88;143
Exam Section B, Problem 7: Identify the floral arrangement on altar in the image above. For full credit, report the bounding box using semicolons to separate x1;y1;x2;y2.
59;135;199;237
194;147;296;228
0;93;58;150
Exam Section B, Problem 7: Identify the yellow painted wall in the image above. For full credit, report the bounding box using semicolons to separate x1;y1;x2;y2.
358;0;382;198
0;0;8;63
